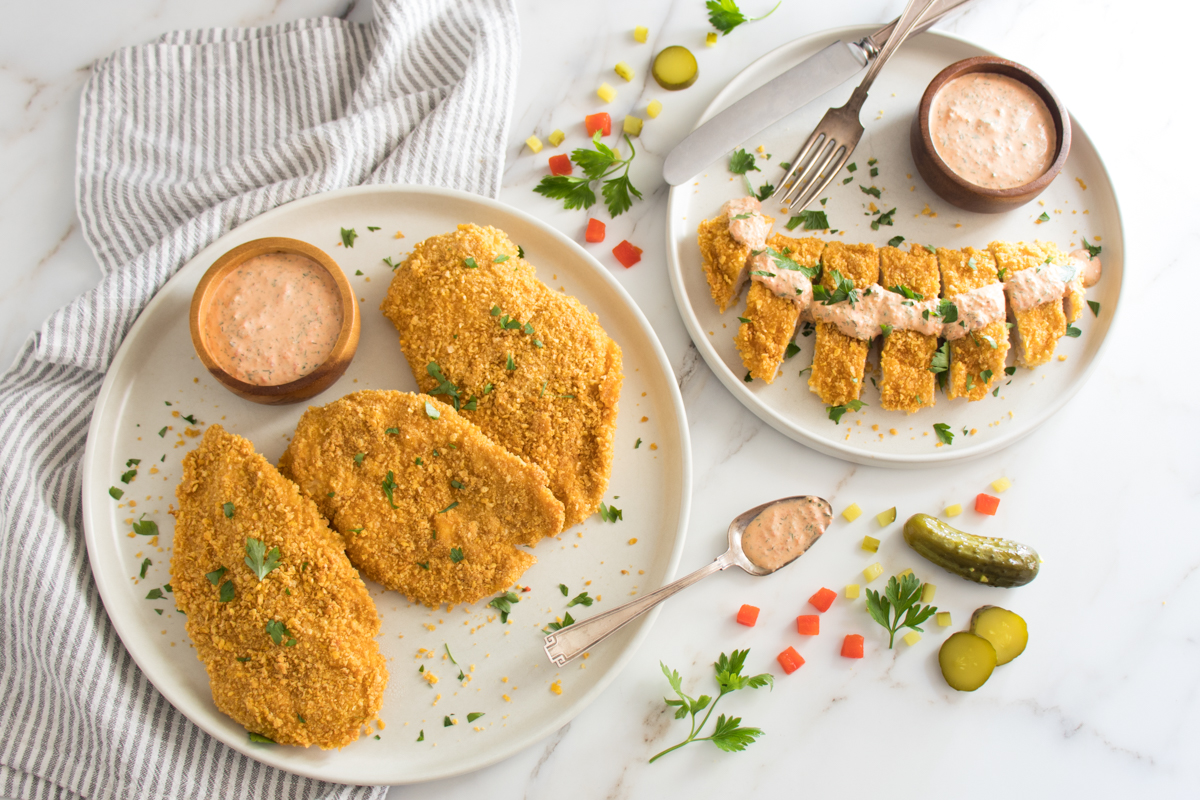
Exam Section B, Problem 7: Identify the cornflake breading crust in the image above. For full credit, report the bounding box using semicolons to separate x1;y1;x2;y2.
380;224;621;529
939;246;1010;401
172;425;387;749
991;240;1065;367
698;210;776;313
734;234;823;382
879;245;940;413
279;391;565;606
807;242;878;405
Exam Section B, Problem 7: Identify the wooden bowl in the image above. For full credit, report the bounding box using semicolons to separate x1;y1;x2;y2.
189;237;360;405
911;56;1070;214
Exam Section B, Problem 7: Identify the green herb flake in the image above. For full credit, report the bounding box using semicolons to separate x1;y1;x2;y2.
488;589;520;622
847;162;857;173
1037;212;1050;222
383;256;399;270
424;401;440;419
634;438;642;449
417;730;425;742
181;414;197;425
542;611;576;634
440;502;460;515
494;254;510;263
463;256;479;269
340;227;357;248
1081;236;1102;258
467;712;485;723
826;399;866;424
506;353;516;371
567;592;594;608
598;501;623;523
219;581;235;603
928;341;951;374
145;588;164;600
223;502;235;518
871;207;896;231
249;732;275;744
933;423;954;445
264;619;294;646
1065;325;1081;338
131;514;158;537
860;185;881;199
205;566;227;586
887;235;905;247
727;149;760;175
245;538;282;581
1088;300;1100;317
109;487;124;500
870;167;879;177
786;209;830;231
140;558;152;579
784;342;801;360
443;716;454;728
119;469;137;484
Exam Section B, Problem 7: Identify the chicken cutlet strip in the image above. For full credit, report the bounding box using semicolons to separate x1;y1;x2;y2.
172;425;386;749
1038;239;1087;324
380;224;620;530
279;390;565;606
807;241;879;406
697;200;776;313
939;247;1010;400
878;245;941;413
735;235;824;383
991;240;1066;367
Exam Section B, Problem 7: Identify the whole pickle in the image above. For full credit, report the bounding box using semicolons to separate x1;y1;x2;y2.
902;513;1039;587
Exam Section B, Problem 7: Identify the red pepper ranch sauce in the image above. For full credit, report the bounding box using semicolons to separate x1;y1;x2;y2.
741;496;831;571
204;253;343;386
930;73;1057;190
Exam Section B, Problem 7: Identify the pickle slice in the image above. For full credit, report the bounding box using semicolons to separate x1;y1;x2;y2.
939;632;996;692
969;606;1028;665
653;46;699;90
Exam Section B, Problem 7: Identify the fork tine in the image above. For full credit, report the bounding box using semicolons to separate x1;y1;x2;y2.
788;143;848;213
781;138;834;205
770;129;826;202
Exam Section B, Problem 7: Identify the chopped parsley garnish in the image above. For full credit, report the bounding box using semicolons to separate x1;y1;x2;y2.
935;299;958;324
440;502;460;515
826;399;866;424
223;502;234;518
158;426;167;438
754;183;774;202
517;245;525;259
417;730;425;742
737;316;751;324
534;132;642;217
467;712;485;723
967;256;978;271
219;581;235;603
728;148;759;175
559;583;569;596
119;469;137;484
488;590;520;623
847;162;857;173
651;649;772;763
860;185;881;199
871;207;896;230
265;619;295;646
386;427;400;435
109;487;123;500
635;438;643;449
340;227;357;248
383;256;399;270
567;592;594;608
933;423;954;445
887;235;905;247
355;270;363;276
494;254;510;263
880;323;893;337
140;558;152;579
1065;324;1081;338
450;480;465;490
206;567;227;586
784;342;801;360
981;369;994;385
506;353;516;371
889;284;924;301
132;514;158;536
751;246;819;279
1037;212;1050;222
1088;300;1100;317
1080;236;1102;258
443;716;454;727
870;166;879;178
424;401;440;419
145;588;164;600
353;452;365;465
181;414;197;425
382;471;399;509
244;538;282;581
812;269;858;306
543;611;576;633
598;501;623;523
366;226;380;232
249;732;275;744
706;0;780;35
842;176;853;185
463;256;478;269
865;573;937;648
928;341;951;374
417;561;429;570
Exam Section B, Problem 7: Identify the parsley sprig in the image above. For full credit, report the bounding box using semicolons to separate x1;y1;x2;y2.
245;538;282;581
864;573;938;648
812;269;859;306
488;589;520;623
827;398;866;424
534;132;642;217
706;0;781;35
650;649;772;763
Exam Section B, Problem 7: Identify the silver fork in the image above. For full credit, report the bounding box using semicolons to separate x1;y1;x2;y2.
772;0;943;213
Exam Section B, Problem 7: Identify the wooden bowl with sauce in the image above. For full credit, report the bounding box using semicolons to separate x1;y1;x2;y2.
911;56;1071;214
189;237;360;405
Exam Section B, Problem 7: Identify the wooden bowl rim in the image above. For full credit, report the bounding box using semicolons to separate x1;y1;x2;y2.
188;236;359;399
915;55;1071;200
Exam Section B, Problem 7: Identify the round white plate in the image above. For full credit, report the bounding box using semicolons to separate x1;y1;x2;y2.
666;27;1124;467
81;185;691;785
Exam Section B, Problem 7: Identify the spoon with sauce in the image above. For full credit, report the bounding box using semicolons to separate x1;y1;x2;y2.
543;495;832;666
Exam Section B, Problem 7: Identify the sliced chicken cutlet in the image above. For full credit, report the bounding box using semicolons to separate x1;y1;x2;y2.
380;224;622;529
171;424;386;749
278;390;565;606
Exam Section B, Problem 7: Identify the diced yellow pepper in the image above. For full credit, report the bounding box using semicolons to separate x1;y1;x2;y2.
875;507;896;527
991;476;1013;493
706;32;718;47
623;115;643;136
633;25;648;43
903;631;922;646
614;61;634;82
897;568;913;578
845;584;860;599
861;535;879;553
841;503;862;522
597;82;617;103
921;583;936;603
547;129;565;147
863;562;883;583
525;135;543;154
646;99;663;119
944;503;962;517
936;611;952;627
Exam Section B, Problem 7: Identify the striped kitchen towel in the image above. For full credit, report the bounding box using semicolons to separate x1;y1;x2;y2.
0;1;518;798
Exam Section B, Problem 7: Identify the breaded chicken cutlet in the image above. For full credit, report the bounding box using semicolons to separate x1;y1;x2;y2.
380;224;622;529
172;425;386;749
278;390;565;606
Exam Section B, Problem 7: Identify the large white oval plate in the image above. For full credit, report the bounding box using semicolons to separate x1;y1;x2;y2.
81;185;691;785
666;27;1124;467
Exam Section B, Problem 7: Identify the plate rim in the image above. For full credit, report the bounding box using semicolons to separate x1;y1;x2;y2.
664;25;1126;468
80;183;693;784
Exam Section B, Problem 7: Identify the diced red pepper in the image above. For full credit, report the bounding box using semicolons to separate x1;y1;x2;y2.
585;218;606;243
736;604;759;627
585;112;612;137
612;240;642;268
548;154;572;176
795;614;819;635
808;587;836;613
975;493;1001;515
777;646;805;674
841;634;864;659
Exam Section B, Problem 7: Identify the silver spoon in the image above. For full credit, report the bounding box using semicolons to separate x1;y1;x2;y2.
543;495;832;666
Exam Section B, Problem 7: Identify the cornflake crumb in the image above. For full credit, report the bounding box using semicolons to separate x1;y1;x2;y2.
550;681;563;695
628;538;638;545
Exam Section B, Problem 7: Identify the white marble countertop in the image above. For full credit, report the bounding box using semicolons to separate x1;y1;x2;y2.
4;0;1198;797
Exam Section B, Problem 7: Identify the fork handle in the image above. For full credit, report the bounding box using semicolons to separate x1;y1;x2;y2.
857;0;944;96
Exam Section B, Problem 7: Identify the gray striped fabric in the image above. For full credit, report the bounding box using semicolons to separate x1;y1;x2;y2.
0;1;518;797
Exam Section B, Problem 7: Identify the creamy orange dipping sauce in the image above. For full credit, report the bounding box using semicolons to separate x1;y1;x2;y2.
741;496;831;571
204;252;343;386
930;72;1057;190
